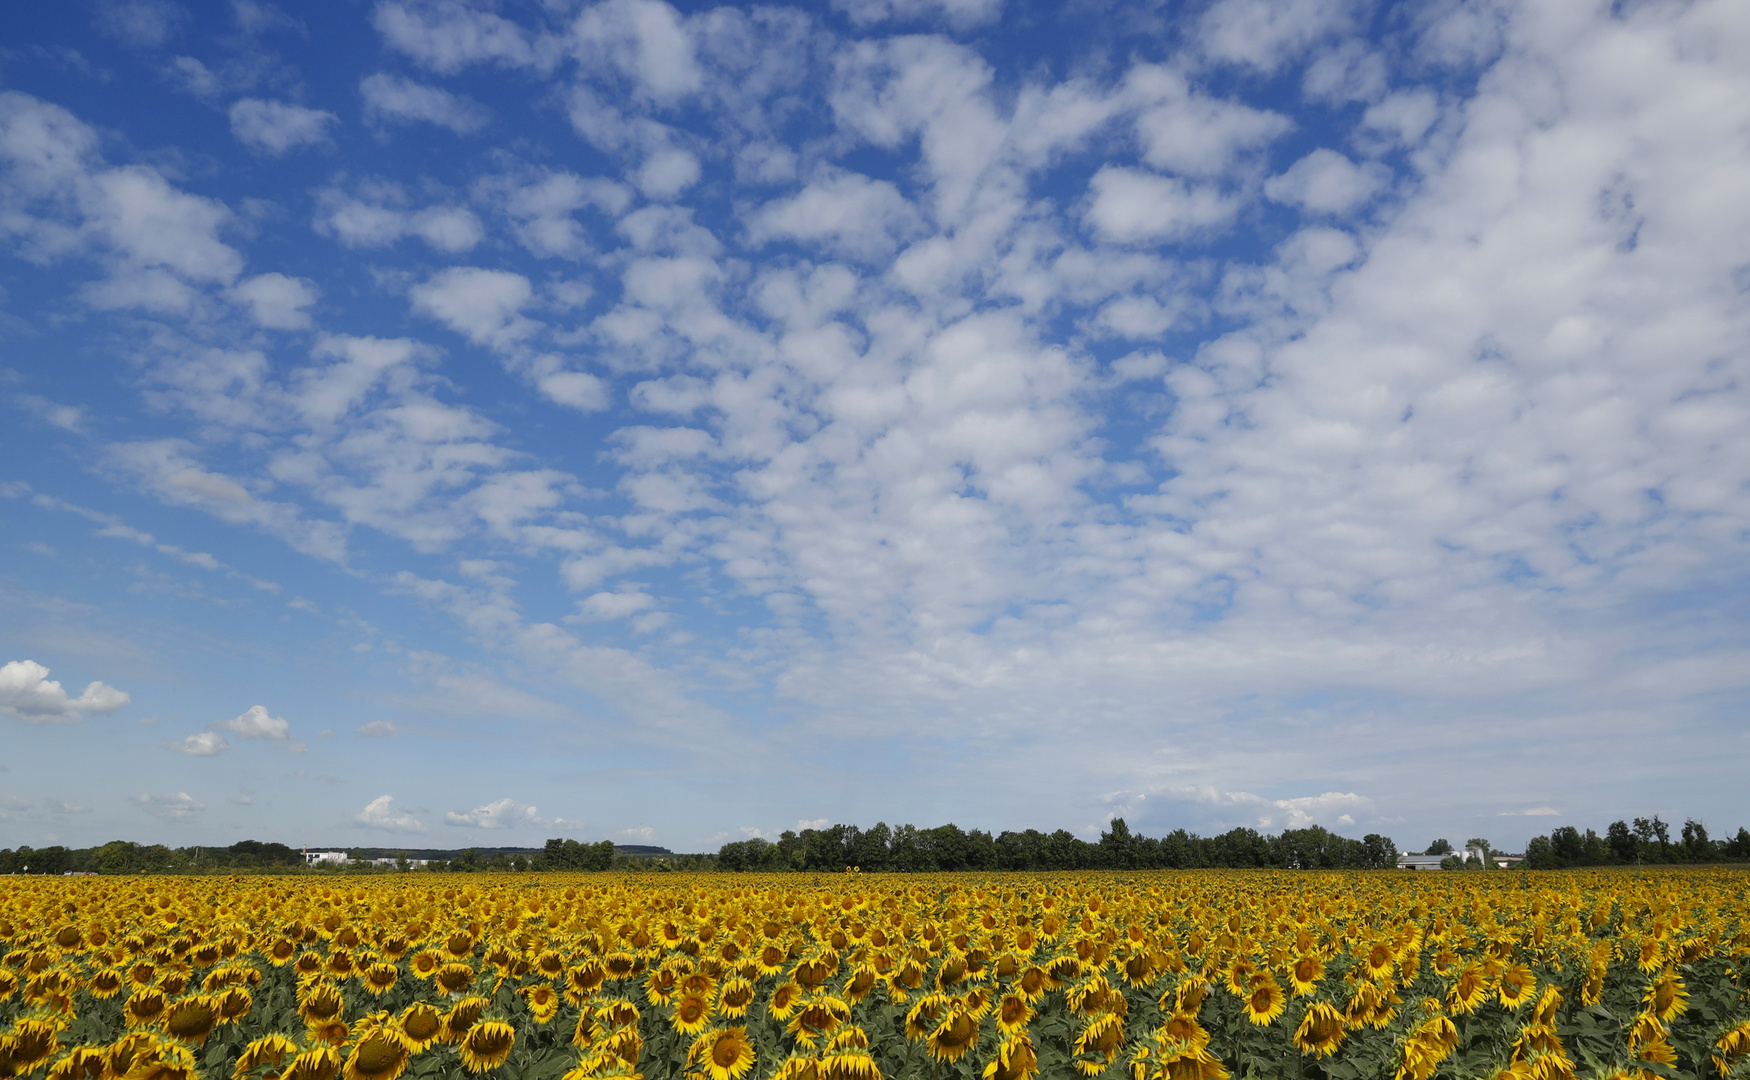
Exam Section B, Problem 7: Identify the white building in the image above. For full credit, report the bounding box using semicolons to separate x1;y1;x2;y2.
1397;845;1490;870
302;850;349;866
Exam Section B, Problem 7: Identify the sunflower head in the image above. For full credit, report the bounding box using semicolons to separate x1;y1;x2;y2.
690;1027;756;1080
926;1010;979;1063
343;1032;412;1080
162;996;221;1045
1293;1002;1346;1058
457;1021;516;1074
398;1003;444;1051
233;1034;300;1080
1244;978;1285;1026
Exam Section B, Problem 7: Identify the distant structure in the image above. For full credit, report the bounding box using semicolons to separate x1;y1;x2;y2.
1397;844;1491;871
302;849;349;867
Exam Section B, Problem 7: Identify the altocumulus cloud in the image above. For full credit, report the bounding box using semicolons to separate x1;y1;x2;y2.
1;0;1748;851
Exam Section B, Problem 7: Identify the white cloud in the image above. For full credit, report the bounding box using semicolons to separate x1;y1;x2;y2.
1199;0;1363;73
475;168;631;260
1264;148;1390;214
0;92;243;308
165;731;229;756
229;272;320;329
360;73;490;133
747;169;924;262
0;660;130;723
218;704;291;739
1500;807;1561;817
569;0;702;103
1127;66;1294;177
229;99;336;155
357;719;397;736
832;0;1002;30
134;792;204;820
409;267;539;349
1085;166;1238;244
576;590;657;620
95;0;185;48
355;794;426;833
445;797;544;829
313;179;483;253
45;799;89;815
374;0;553;75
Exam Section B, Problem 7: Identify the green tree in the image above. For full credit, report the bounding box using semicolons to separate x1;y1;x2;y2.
1425;838;1452;855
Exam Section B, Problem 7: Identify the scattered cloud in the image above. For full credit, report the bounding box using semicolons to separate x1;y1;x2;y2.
445;798;544;829
360;73;490;133
357;720;397;737
217;705;291;739
133;792;204;820
229;99;336;155
164;731;229;756
355;794;426;833
0;660;130;723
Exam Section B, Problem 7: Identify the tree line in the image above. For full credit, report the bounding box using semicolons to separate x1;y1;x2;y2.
714;819;1399;872
1516;815;1750;869
0;840;303;875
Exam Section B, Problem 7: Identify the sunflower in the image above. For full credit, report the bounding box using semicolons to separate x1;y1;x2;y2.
1445;963;1489;1015
124;988;169;1026
1243;977;1285;1026
104;1033;159;1079
672;992;713;1035
361;963;399;995
927;1010;980;1064
768;982;804;1021
398;1003;445;1051
283;1046;342;1080
162;996;221;1045
787;996;850;1046
130;961;159;988
996;993;1033;1035
983;1035;1038;1080
1286;956;1324;997
523;984;560;1024
457;1021;516;1073
299;982;346;1028
343;1032;412;1080
1644;970;1688;1021
441;997;489;1044
566;961;606;1003
118;1036;200;1080
4;1019;60;1072
434;963;476;996
1293;1002;1346;1057
716;976;755;1018
603;952;639;980
408;951;442;979
535;951;566;978
1496;965;1536;1010
295;953;326;978
1073;1011;1125;1074
48;1047;110;1080
843;968;877;1005
233;1034;299;1080
691;1027;756;1080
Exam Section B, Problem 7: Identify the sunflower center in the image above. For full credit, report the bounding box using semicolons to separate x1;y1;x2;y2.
356;1036;403;1074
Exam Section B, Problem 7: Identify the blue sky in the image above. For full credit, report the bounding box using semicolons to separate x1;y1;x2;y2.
2;0;1747;855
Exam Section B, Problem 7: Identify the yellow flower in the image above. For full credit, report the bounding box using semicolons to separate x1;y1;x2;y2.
457;1021;515;1074
1243;976;1285;1026
1293;1002;1346;1057
343;1032;412;1080
690;1027;756;1080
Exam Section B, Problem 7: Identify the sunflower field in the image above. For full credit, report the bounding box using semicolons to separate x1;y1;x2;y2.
3;869;1749;1080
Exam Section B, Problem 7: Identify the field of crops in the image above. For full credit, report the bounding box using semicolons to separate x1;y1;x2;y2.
2;870;1748;1080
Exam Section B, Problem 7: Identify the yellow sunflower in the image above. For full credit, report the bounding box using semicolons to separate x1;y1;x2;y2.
523;984;561;1024
1497;965;1536;1010
342;1032;412;1080
232;1034;300;1080
673;992;713;1035
768;982;804;1021
434;963;476;996
716;976;755;1018
982;1035;1038;1080
283;1046;342;1080
690;1027;756;1080
1644;971;1688;1022
47;1047;109;1080
124;988;169;1027
457;1021;515;1073
441;997;490;1044
1244;977;1285;1026
927;1010;980;1064
1286;956;1324;997
996;993;1033;1035
298;982;346;1028
161;995;221;1045
398;1003;445;1052
1293;1002;1346;1058
1445;963;1489;1015
361;963;399;995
